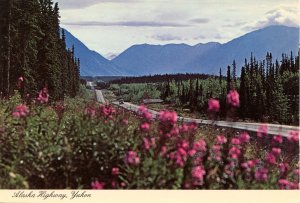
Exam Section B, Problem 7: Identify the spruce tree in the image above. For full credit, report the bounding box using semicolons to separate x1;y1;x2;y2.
0;0;80;99
226;65;231;92
219;68;222;85
232;60;237;88
239;67;247;118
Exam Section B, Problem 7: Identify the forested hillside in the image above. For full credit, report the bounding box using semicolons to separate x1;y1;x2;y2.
0;0;80;100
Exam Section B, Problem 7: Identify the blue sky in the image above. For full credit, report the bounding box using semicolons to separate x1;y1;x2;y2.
55;0;299;58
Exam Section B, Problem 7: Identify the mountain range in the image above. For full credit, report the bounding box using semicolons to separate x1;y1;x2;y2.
63;29;123;76
64;25;299;76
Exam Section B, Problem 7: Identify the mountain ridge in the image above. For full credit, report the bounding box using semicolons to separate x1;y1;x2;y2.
112;25;298;75
64;25;299;76
63;28;124;76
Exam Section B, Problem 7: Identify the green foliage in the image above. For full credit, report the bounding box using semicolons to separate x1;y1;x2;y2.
0;94;299;189
109;83;161;103
0;0;80;100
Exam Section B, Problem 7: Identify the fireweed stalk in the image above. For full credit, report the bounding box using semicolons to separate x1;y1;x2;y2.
3;86;299;189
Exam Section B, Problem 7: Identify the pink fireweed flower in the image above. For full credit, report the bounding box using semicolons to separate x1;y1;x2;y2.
140;122;150;132
169;150;187;167
100;105;116;118
242;160;258;171
294;169;300;176
18;76;24;82
138;105;152;120
229;146;241;159
231;138;241;145
170;127;180;136
188;122;198;132
278;179;290;189
120;182;126;187
273;135;283;144
211;145;222;161
226;90;240;107
177;147;187;157
143;111;153;120
289;182;299;190
17;76;24;88
272;147;281;156
112;167;120;176
91;181;105;189
143;138;151;150
138;105;147;114
239;132;250;144
124;151;140;165
265;152;276;165
179;124;189;133
229;161;237;168
188;149;197;157
224;162;237;175
247;159;258;168
216;135;227;145
241;162;249;169
257;124;268;137
287;130;299;142
212;145;221;152
215;155;221;161
179;140;189;150
37;87;49;104
192;166;206;181
278;163;289;174
175;155;185;167
169;152;180;162
158;110;178;124
193;139;207;152
224;164;234;177
12;104;30;118
208;98;220;112
255;167;268;182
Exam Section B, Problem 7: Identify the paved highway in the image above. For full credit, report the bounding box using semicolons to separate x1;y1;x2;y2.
86;81;105;103
95;89;105;104
86;83;299;138
112;101;299;138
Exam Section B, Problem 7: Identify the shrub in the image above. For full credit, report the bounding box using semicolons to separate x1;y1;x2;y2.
0;92;298;189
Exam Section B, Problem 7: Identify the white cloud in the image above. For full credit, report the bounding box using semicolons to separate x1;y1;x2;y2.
244;6;299;30
63;21;189;27
57;0;298;56
55;0;136;9
151;34;183;41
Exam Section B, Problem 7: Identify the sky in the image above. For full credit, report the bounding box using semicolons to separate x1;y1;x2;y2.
55;0;299;58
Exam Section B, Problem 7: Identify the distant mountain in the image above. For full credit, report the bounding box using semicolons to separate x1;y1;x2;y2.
105;53;119;60
188;25;299;74
64;25;298;76
112;42;221;75
112;25;299;75
63;28;124;76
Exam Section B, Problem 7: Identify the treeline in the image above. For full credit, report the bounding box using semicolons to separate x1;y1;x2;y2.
238;52;299;124
110;73;220;84
160;52;299;124
0;0;80;100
